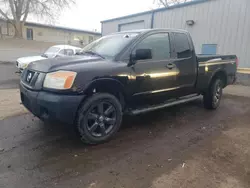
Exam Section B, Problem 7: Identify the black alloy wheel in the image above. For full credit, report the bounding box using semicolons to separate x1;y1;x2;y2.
213;80;222;106
85;102;116;137
76;93;122;144
204;78;223;110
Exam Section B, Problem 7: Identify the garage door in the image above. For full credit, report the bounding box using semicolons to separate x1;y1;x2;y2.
119;21;145;32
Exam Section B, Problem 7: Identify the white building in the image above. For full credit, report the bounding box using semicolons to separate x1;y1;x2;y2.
0;19;101;47
101;0;250;68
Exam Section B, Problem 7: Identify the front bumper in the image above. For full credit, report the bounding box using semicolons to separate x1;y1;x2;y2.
20;83;85;125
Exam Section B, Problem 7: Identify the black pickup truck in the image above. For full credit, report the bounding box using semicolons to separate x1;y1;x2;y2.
20;29;237;144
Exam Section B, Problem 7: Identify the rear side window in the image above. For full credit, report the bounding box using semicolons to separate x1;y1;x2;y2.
64;49;74;56
135;33;171;60
59;49;74;56
174;33;191;58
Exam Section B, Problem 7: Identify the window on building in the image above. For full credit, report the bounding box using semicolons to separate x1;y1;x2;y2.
174;33;191;58
89;36;94;43
134;33;171;61
0;24;8;35
202;44;217;55
26;28;33;40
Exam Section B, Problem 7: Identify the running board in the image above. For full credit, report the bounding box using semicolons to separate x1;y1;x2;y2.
130;95;201;115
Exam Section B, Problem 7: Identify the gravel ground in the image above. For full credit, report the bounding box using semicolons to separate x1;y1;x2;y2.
0;89;27;120
0;55;249;188
0;63;19;90
0;94;250;188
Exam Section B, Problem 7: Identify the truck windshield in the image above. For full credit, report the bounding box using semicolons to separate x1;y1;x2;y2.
81;33;138;59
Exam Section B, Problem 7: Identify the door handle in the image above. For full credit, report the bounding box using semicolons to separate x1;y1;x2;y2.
166;63;175;69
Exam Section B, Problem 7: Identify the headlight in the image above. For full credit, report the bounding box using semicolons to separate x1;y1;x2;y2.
22;63;28;68
43;71;77;90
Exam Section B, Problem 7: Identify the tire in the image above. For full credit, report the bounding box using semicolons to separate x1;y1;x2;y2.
76;93;122;144
203;78;223;110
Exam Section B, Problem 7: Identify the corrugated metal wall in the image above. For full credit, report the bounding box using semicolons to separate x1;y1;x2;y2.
153;0;250;67
102;0;250;68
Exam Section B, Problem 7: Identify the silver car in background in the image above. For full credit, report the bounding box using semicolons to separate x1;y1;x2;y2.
16;45;81;72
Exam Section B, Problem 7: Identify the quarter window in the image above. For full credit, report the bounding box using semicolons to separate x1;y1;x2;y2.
135;33;171;60
174;33;191;58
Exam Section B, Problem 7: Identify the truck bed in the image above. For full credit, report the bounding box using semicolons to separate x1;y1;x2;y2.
197;54;237;62
196;54;237;91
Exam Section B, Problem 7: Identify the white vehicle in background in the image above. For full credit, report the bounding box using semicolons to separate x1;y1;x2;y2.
16;45;81;72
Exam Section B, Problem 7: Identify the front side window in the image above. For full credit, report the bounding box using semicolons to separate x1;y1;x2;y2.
174;33;191;58
134;33;171;61
58;49;65;55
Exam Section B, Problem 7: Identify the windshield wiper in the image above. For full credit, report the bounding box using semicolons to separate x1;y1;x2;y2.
83;50;105;59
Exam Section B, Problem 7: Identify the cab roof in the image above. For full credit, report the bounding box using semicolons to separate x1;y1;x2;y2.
111;28;189;35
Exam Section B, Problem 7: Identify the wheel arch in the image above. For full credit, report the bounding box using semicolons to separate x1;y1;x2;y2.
74;78;126;127
83;78;127;108
209;69;227;89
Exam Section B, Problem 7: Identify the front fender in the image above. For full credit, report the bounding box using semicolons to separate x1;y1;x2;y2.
84;78;126;95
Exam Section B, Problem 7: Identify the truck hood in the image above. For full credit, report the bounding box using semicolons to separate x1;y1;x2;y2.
28;55;103;72
17;56;47;65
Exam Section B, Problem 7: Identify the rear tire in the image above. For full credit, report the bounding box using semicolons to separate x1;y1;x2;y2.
76;93;122;144
203;78;223;110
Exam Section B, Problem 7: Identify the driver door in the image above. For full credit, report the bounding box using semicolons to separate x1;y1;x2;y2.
130;32;179;103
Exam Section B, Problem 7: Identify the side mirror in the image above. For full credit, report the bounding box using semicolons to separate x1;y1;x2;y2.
135;49;152;60
128;49;152;67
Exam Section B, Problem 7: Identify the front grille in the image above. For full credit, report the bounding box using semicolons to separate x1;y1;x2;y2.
26;70;35;83
21;69;46;90
21;69;39;87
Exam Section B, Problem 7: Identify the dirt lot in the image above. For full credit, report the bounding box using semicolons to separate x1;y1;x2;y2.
0;93;250;188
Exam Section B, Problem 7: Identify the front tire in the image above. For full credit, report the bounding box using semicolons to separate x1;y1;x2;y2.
76;93;122;144
203;78;223;110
